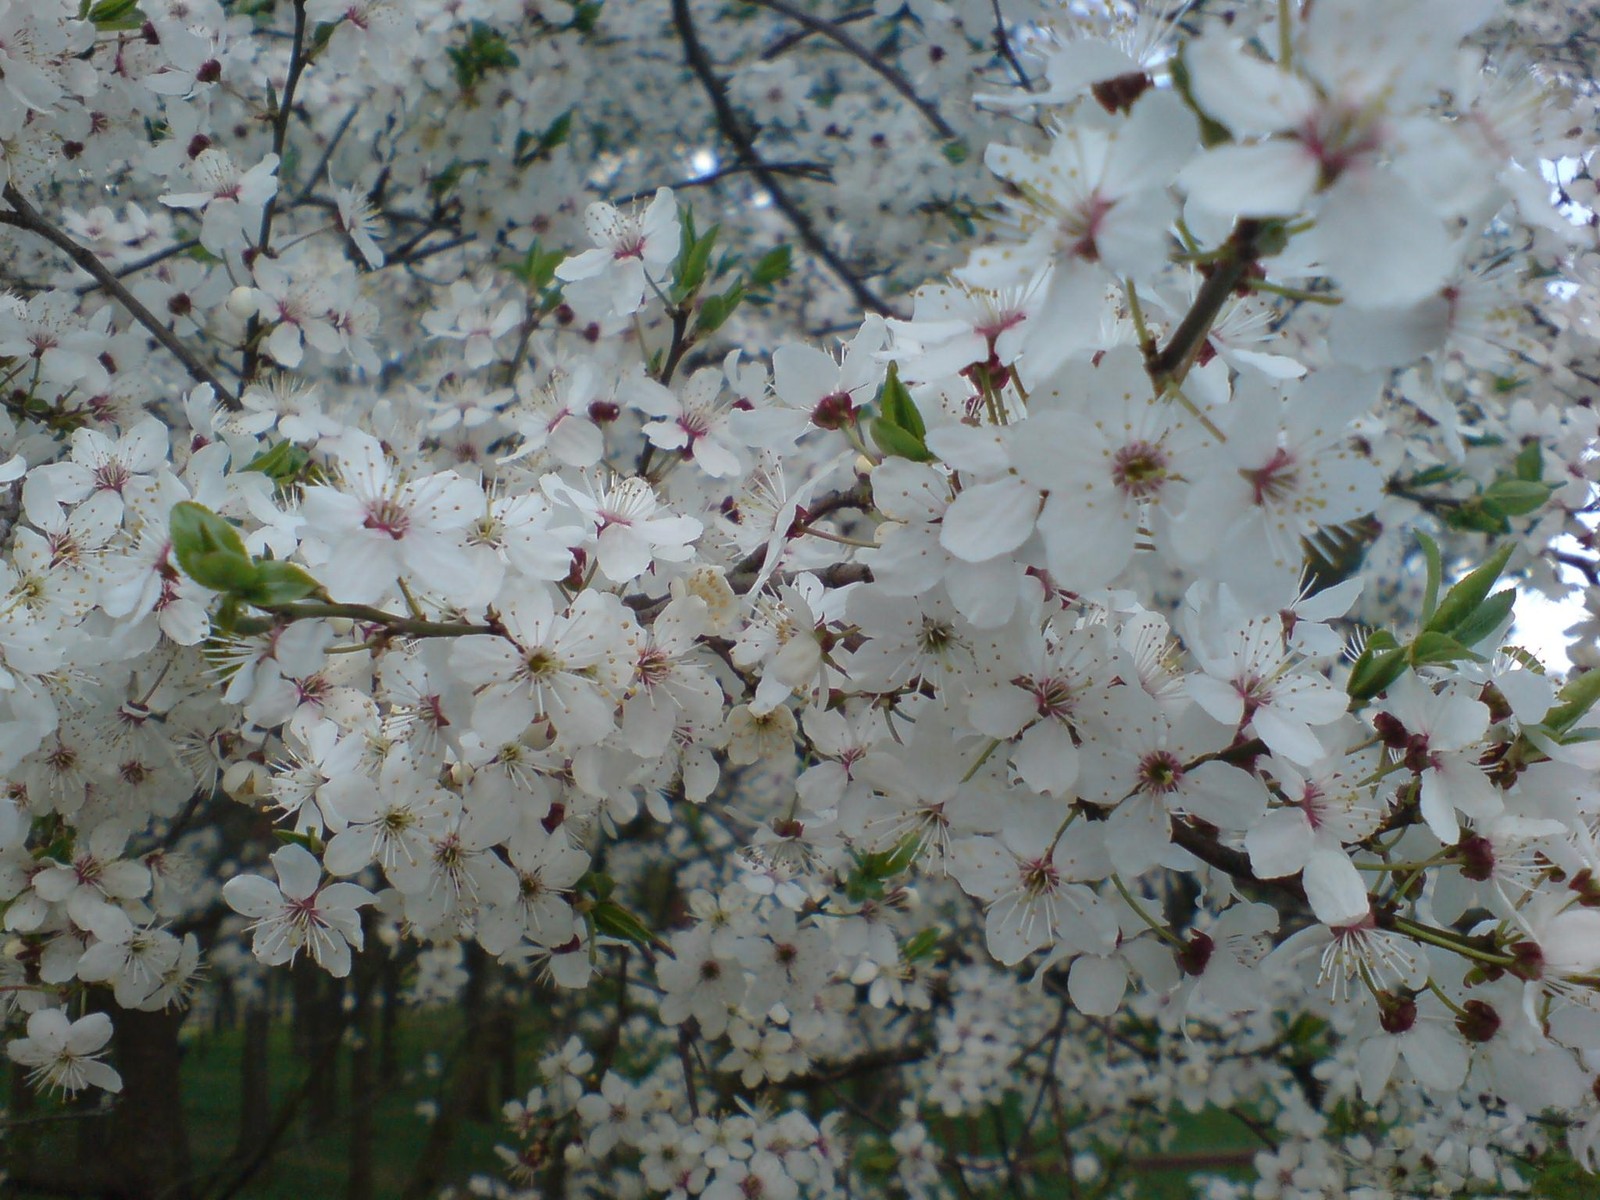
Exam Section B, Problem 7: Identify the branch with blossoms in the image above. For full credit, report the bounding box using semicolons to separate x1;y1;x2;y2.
4;2;1600;1200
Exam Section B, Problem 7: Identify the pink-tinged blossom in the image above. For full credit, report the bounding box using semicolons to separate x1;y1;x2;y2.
222;843;374;977
6;1009;121;1096
299;432;480;605
555;187;679;317
449;587;625;747
160;149;279;255
542;473;701;584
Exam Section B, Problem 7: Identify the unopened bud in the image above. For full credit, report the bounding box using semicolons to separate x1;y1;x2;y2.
226;286;260;320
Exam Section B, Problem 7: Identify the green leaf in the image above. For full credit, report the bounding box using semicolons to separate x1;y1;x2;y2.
448;22;520;91
517;109;573;163
1513;441;1544;483
1416;531;1442;626
590;899;664;951
902;928;942;962
870;417;933;463
273;829;324;853
85;0;141;29
1481;477;1555;518
238;561;322;607
1444;497;1510;535
1347;646;1407;702
1447;588;1516;652
1426;542;1515;637
1409;631;1478;667
244;440;311;486
748;245;792;290
673;219;720;304
507;241;566;292
1540;669;1600;737
940;140;969;165
693;284;744;335
876;362;924;439
1406;464;1461;488
170;502;259;594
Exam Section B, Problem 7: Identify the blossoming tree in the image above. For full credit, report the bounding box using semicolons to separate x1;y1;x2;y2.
2;0;1600;1196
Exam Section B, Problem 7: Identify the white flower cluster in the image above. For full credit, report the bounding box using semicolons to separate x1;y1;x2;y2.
0;0;1598;1194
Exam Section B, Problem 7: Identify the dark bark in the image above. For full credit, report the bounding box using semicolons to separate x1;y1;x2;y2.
233;1000;272;1161
105;1005;195;1200
346;959;376;1200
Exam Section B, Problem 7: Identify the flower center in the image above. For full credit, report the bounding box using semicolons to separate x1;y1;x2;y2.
362;497;411;538
1111;440;1168;499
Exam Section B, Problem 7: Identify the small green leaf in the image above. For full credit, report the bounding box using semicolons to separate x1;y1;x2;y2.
590;899;665;951
170;502;259;593
1409;631;1478;667
1416;531;1442;626
239;561;322;607
1347;646;1407;702
748;245;792;290
693;284;744;335
1426;542;1515;637
941;140;969;165
1481;477;1555;518
1447;588;1516;652
86;0;141;29
902;928;942;962
1406;464;1461;488
1513;441;1544;483
507;241;566;292
244;441;311;486
1542;670;1600;737
876;362;924;439
273;829;324;853
870;417;933;463
673;220;720;304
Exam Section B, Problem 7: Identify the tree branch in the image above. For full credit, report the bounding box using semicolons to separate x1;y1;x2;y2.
671;0;895;316
744;0;960;141
0;186;240;409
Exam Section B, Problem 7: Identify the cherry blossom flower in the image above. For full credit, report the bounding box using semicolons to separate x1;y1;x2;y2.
221;843;375;977
6;1008;121;1096
555;188;679;317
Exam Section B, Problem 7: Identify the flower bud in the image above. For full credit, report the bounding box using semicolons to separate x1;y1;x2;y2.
226;286;260;319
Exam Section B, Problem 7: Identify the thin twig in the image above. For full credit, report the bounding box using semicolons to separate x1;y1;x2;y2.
74;238;203;294
242;0;311;386
745;0;960;141
614;159;833;206
671;0;894;316
0;185;240;408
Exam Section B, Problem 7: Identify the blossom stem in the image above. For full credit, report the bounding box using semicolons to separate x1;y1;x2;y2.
1111;874;1186;950
960;738;1003;782
1249;280;1341;305
1389;915;1516;968
259;601;495;639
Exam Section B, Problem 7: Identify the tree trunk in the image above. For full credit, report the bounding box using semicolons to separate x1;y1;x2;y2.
106;1005;195;1200
346;959;376;1200
378;955;402;1086
234;999;272;1161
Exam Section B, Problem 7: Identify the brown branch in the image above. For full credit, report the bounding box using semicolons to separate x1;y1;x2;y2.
744;0;960;141
1149;219;1267;390
671;0;895;316
242;0;310;386
760;4;874;60
0;185;240;409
